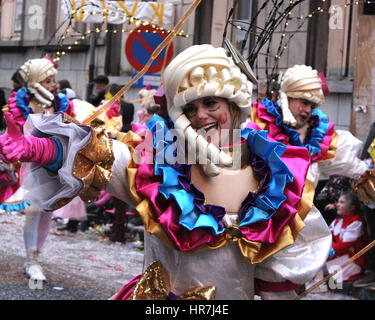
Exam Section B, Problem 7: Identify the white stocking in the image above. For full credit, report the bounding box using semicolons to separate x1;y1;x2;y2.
23;205;41;253
37;210;53;250
23;205;51;281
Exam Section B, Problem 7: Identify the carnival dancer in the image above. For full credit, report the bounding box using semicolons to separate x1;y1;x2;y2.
250;65;370;293
0;57;94;281
251;65;368;188
136;84;157;125
0;45;332;300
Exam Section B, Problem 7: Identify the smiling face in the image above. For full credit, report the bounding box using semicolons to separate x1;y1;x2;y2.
40;75;57;93
183;97;236;147
287;98;316;129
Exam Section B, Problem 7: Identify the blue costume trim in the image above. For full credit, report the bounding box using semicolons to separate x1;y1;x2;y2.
261;98;329;156
15;88;69;117
56;93;69;112
43;137;63;172
0;201;30;213
15;87;31;119
147;114;293;235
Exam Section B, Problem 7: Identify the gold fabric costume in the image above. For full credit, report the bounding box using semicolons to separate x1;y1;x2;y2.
130;261;216;300
53;116;114;210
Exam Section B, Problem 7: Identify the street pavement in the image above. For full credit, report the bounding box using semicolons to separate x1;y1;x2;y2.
0;213;144;300
0;213;360;300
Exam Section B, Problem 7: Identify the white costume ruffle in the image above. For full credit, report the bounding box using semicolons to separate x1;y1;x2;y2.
22;113;92;210
307;130;368;187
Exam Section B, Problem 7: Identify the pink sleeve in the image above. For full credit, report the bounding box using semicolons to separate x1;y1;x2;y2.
7;92;26;131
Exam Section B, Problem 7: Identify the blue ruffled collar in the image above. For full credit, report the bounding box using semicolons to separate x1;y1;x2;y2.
146;114;293;236
15;87;69;119
261;98;329;156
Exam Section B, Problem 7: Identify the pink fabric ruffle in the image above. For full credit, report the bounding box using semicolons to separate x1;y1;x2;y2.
131;123;147;134
311;122;334;162
136;163;218;251
239;145;310;243
0;165;21;203
65;99;75;118
113;274;142;300
253;102;335;162
106;103;121;119
252;102;290;145
133;130;310;249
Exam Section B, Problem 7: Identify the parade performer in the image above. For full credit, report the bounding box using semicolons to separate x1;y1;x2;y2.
0;45;332;300
136;84;157;125
0;57;92;281
250;65;371;292
251;65;368;189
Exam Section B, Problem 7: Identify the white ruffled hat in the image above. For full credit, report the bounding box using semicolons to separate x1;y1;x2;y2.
161;44;254;176
19;57;57;106
278;64;324;126
138;86;157;110
162;44;253;124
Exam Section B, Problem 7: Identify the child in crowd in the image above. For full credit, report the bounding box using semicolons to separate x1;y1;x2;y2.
326;191;370;283
143;104;160;124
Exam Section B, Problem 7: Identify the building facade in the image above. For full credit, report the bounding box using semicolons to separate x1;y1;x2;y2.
0;0;374;142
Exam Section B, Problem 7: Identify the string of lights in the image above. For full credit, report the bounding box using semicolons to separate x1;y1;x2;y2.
224;0;373;91
82;0;203;125
51;1;191;62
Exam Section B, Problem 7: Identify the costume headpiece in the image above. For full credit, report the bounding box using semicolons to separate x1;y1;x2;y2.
278;64;324;126
19;56;57;107
138;86;157;110
162;44;254;176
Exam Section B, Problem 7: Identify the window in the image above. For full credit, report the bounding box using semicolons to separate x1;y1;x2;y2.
0;0;23;41
12;0;24;40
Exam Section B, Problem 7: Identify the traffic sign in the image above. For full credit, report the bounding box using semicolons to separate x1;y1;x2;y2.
131;73;160;88
125;25;174;74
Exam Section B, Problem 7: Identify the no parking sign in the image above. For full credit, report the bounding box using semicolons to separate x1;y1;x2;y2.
125;25;174;74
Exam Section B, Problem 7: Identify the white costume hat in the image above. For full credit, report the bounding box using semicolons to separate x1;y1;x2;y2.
162;44;254;176
278;64;324;127
64;88;76;100
19;57;57;107
138;87;157;110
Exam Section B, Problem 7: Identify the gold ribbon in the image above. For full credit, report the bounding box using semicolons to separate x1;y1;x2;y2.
130;261;216;300
354;169;375;206
53;116;115;210
317;130;338;162
368;138;375;162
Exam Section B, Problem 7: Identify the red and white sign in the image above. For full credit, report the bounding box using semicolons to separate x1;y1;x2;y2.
125;25;174;74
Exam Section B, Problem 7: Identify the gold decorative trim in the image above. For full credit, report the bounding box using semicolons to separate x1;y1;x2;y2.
53;118;115;210
130;261;216;300
354;169;375;206
75;121;114;203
